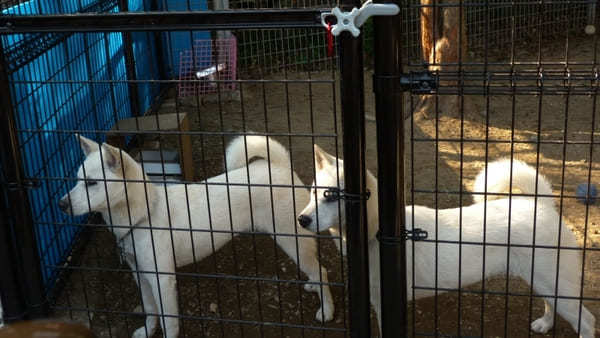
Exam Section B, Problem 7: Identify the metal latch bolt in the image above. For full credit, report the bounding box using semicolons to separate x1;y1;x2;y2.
376;228;429;244
321;0;400;37
373;71;438;94
323;187;371;203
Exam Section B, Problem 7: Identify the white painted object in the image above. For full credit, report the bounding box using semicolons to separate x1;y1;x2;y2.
195;64;226;79
320;0;399;37
195;64;227;88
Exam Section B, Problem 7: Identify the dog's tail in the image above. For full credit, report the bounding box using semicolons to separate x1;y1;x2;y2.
226;135;291;171
473;159;554;204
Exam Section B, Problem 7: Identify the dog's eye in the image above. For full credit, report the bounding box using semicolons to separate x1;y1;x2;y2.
85;180;98;187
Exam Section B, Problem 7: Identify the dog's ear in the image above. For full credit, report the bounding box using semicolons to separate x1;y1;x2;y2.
75;134;99;156
314;144;333;171
100;143;122;172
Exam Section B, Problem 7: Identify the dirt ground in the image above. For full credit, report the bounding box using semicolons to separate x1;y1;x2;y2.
52;34;600;337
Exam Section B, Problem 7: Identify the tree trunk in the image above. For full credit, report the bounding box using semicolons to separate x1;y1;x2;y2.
418;0;468;116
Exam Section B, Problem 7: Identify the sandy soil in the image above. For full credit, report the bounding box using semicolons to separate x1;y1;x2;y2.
52;34;600;337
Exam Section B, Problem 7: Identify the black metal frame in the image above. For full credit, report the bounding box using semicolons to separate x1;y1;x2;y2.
337;0;371;336
372;0;406;337
0;10;325;32
0;40;47;322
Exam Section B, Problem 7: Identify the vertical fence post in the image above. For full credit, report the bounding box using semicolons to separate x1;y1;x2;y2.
150;0;167;81
337;0;371;336
0;41;47;322
118;0;141;117
373;0;407;336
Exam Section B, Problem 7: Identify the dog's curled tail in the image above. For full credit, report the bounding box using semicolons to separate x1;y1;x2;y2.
226;135;291;171
473;159;553;204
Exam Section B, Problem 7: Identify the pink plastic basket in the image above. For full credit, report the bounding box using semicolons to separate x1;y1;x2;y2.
178;36;237;98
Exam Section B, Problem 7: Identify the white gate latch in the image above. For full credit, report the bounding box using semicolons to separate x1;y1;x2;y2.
321;0;399;37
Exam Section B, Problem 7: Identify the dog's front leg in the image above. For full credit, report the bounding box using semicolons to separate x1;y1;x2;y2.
131;274;159;338
125;255;159;338
276;233;334;322
328;226;347;257
148;271;179;338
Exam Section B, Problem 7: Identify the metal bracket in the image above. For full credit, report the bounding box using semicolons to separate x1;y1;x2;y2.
323;188;371;203
321;0;399;37
373;71;438;94
376;228;429;244
400;71;437;93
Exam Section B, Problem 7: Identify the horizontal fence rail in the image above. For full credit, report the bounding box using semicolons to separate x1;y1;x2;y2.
0;10;326;32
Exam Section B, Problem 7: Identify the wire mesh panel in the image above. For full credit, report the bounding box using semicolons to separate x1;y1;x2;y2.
0;0;360;334
227;0;335;74
398;0;600;337
397;0;593;63
466;1;590;51
178;37;237;98
0;0;134;290
227;0;592;74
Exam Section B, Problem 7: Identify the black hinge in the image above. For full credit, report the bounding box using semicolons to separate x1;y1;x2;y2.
3;179;41;191
376;228;429;244
323;188;371;203
373;71;437;94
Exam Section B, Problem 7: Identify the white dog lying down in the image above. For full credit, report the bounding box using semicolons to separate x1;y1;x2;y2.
59;135;334;338
297;146;595;338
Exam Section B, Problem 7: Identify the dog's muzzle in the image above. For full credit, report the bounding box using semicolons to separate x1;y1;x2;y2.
297;215;312;228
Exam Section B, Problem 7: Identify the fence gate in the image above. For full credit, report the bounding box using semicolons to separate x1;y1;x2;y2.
390;1;598;338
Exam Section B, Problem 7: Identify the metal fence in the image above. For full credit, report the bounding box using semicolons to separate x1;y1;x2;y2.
0;0;599;337
236;0;593;73
398;1;600;337
402;0;593;62
0;0;364;337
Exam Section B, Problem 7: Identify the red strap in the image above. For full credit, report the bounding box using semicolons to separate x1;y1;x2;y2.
326;23;334;57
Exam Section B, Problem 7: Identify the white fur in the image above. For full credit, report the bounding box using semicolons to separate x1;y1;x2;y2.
298;147;596;338
225;135;291;171
473;159;554;204
60;135;334;338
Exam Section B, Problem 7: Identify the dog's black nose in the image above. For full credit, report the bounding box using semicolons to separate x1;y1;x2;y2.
58;199;70;212
298;215;312;228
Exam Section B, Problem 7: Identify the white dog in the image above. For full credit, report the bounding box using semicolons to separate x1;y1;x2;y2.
297;146;595;338
59;135;334;338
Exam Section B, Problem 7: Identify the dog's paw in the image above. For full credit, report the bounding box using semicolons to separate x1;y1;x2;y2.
132;326;152;338
303;282;334;322
531;317;553;334
315;304;334;323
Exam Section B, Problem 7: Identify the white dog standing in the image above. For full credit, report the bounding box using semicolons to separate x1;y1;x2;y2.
297;146;595;338
59;135;334;338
